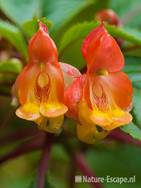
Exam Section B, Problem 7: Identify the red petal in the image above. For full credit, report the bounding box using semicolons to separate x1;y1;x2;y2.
15;63;40;104
60;62;81;88
82;25;124;73
64;76;83;119
29;22;58;64
101;72;133;110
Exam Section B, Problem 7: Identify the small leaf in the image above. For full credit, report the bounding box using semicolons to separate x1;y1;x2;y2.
0;19;27;59
121;123;141;141
0;58;23;74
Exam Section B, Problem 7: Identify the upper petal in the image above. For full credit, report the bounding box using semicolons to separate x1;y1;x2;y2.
29;22;58;64
82;25;124;73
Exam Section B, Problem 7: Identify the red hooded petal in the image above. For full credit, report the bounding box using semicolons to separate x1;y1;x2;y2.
29;22;58;64
64;76;83;119
82;25;124;73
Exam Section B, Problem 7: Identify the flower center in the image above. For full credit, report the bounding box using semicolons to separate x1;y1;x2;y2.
96;69;108;76
37;72;49;88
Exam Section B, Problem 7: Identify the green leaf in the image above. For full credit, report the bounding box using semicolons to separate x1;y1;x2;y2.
42;0;94;32
22;18;38;38
22;17;53;38
124;56;141;89
106;25;141;45
59;22;141;58
59;22;98;56
121;89;141;141
121;123;141;141
0;58;23;74
132;89;141;128
109;0;141;28
86;144;141;188
0;20;27;59
0;0;40;25
29;177;54;188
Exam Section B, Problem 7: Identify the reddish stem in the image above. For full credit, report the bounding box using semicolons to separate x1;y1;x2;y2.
0;128;44;146
108;129;141;147
74;152;103;188
0;136;44;164
37;133;53;188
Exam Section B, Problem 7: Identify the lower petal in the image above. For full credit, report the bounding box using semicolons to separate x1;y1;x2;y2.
77;123;108;144
16;103;40;120
90;107;132;130
40;102;68;118
35;115;64;133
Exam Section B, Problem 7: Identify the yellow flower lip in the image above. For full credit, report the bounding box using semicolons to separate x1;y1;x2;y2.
96;69;109;76
40;102;68;118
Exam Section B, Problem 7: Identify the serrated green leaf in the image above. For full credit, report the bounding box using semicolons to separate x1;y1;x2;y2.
0;58;23;74
0;0;40;25
0;20;27;59
121;123;141;141
59;21;141;59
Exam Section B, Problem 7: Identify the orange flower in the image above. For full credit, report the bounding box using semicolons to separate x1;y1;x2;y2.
12;22;69;133
65;25;133;144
